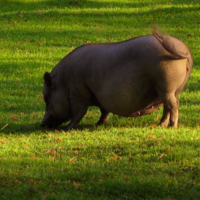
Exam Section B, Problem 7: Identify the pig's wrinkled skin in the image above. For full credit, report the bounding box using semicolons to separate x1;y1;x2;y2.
40;28;193;130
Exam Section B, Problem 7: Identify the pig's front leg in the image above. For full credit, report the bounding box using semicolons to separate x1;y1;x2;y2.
96;107;109;126
64;99;89;131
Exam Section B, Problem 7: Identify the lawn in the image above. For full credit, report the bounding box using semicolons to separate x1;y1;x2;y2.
0;0;200;199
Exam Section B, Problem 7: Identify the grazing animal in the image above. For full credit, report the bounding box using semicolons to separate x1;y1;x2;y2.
40;27;193;130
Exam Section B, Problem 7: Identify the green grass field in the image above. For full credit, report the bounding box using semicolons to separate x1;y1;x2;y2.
0;0;200;199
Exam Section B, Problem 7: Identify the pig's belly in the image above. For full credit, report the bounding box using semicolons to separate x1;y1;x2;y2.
97;87;159;117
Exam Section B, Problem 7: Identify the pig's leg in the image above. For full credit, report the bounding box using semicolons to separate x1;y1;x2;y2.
159;106;170;127
159;93;179;128
96;108;109;126
64;100;89;131
169;98;179;127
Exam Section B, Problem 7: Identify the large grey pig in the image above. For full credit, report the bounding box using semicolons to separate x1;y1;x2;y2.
40;28;193;130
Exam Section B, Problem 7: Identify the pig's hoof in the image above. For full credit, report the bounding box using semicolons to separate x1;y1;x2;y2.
169;123;178;128
159;122;168;127
96;119;109;126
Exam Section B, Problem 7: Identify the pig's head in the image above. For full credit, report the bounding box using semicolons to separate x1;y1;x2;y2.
40;72;71;128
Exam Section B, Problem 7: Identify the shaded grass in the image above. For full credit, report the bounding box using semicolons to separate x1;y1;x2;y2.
0;0;200;199
1;127;200;199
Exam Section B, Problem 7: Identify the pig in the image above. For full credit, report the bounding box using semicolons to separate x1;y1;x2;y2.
40;27;193;130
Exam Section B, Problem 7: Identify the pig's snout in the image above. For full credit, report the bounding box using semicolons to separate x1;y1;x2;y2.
40;121;48;128
40;113;66;128
40;120;60;128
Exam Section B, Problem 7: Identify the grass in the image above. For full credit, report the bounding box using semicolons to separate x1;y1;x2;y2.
0;0;200;199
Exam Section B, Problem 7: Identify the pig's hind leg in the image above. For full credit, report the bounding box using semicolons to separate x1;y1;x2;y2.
159;92;179;128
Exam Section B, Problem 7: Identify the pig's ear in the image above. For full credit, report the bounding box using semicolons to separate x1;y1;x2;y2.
44;72;52;87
